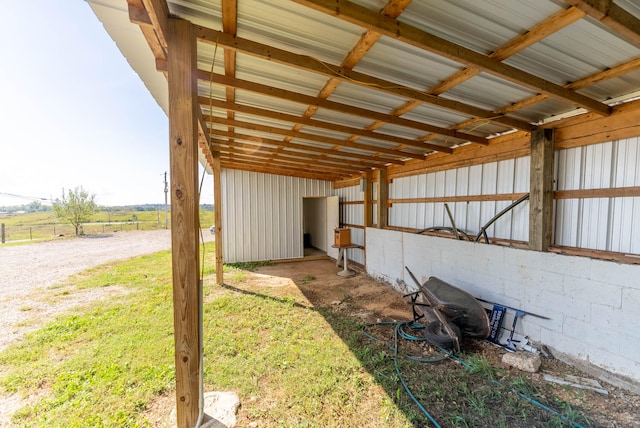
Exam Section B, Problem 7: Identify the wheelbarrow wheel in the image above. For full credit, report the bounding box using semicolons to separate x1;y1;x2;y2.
424;321;461;350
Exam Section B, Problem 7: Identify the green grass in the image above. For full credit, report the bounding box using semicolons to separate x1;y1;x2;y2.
0;250;413;427
0;246;595;427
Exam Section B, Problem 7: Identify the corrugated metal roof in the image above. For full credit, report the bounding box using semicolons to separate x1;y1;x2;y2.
89;0;640;180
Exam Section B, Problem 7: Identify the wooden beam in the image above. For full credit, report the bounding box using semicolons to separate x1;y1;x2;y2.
568;0;640;48
376;167;388;228
194;27;535;132
206;115;427;160
167;18;201;428
158;58;488;145
430;6;586;95
387;130;531;179
529;129;554;252
389;192;528;204
555;186;640;199
294;0;611;116
202;101;454;153
208;128;405;166
141;0;170;49
220;159;343;180
363;170;373;228
197;73;488;145
213;151;224;285
220;156;344;180
213;146;358;176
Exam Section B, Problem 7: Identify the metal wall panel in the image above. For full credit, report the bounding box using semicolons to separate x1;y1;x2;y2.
221;169;332;262
555;137;640;254
388;157;530;241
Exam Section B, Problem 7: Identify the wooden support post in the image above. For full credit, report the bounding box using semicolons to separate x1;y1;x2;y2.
363;170;373;268
363;170;373;228
167;17;201;428
529;128;554;252
376;167;389;228
213;151;224;285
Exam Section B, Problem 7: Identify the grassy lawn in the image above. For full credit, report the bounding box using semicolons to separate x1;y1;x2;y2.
0;246;594;427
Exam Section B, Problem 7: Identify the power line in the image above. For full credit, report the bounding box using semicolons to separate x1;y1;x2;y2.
0;192;53;202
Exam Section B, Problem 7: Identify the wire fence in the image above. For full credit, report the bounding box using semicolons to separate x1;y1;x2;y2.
0;222;167;243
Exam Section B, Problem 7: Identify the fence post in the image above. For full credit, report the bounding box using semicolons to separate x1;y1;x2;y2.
30;228;32;240
1;223;4;243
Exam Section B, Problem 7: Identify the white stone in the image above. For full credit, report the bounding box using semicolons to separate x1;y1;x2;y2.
170;391;240;428
502;351;541;373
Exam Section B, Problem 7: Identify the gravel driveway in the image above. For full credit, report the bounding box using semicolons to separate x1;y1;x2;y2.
0;229;214;351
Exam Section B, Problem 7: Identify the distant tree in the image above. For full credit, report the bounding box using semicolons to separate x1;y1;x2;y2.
52;186;97;236
26;201;42;213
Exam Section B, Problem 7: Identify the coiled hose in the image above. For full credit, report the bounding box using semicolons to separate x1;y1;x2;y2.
361;320;585;428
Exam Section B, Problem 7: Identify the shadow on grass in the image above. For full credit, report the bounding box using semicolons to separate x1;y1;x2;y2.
224;259;595;428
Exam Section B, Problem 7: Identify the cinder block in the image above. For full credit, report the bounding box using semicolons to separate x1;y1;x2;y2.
563;317;620;353
586;349;640;383
622;288;640;310
590;305;624;330
590;260;640;287
366;228;404;281
564;277;622;308
511;246;546;269
619;334;640;362
535;289;591;322
540;327;589;359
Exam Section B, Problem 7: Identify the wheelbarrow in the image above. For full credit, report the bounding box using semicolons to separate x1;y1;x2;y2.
404;267;490;352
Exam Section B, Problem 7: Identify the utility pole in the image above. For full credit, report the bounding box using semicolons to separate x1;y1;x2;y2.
164;171;169;230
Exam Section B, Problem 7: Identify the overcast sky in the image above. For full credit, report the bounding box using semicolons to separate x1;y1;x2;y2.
0;0;213;207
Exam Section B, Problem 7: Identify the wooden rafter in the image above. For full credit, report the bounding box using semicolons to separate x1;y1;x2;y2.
206;116;432;160
194;26;534;132
163;67;491;145
202;100;454;153
430;6;586;95
207;129;405;166
214;147;357;176
568;0;640;48
294;0;611;116
221;0;237;133
209;139;367;173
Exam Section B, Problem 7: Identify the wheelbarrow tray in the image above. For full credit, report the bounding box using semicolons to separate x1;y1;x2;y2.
416;276;490;339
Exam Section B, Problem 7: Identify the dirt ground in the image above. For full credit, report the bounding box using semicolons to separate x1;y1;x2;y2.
219;258;640;428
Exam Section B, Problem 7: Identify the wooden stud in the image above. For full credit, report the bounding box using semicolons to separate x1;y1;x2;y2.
529;129;554;252
213;151;224;285
167;17;201;428
377;168;388;228
363;170;373;267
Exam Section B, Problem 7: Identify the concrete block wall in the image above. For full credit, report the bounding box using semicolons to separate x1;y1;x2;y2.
366;227;640;383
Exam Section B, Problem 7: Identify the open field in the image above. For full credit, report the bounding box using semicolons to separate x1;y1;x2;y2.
0;210;215;242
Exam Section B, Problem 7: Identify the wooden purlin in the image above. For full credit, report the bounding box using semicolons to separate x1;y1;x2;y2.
206;116;427;160
568;0;640;48
203;100;454;153
194;27;534;133
173;63;489;146
211;143;362;175
207;129;405;166
294;0;611;116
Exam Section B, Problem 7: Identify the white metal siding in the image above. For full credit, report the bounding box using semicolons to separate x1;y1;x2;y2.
555;137;640;254
221;170;332;262
388;157;530;241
